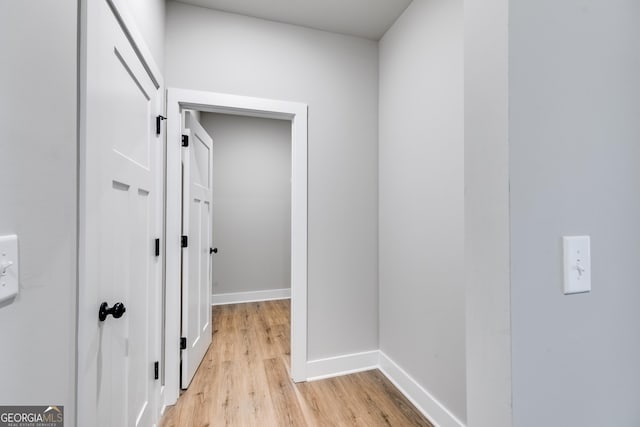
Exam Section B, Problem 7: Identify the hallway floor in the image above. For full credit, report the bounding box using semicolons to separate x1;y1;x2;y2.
160;300;433;426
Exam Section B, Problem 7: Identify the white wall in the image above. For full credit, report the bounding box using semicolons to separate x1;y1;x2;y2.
166;1;379;360
379;0;465;422
0;0;78;424
464;0;512;426
509;1;640;425
199;113;291;295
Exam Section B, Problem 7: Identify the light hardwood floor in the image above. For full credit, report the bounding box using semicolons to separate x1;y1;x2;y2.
160;300;434;427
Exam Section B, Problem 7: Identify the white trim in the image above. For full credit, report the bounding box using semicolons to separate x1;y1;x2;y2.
212;288;291;305
306;351;379;382
378;352;466;427
165;88;308;406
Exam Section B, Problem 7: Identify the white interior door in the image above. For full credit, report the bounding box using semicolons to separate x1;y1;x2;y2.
181;111;213;388
79;0;162;426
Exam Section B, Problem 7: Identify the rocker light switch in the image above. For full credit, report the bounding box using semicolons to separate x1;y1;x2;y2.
563;236;591;294
0;235;19;304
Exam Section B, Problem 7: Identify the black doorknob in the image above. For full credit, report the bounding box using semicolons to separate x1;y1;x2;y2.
99;302;126;322
210;247;218;254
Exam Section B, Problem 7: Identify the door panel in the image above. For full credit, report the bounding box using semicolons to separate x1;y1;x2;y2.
82;1;161;426
110;49;152;168
181;112;213;389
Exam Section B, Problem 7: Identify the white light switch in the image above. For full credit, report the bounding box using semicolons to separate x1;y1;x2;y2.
563;236;591;294
0;235;19;304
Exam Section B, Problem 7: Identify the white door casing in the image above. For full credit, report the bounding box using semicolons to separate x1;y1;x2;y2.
78;0;163;425
180;111;213;388
164;89;308;405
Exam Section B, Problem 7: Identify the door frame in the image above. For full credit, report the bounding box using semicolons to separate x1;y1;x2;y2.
164;88;308;406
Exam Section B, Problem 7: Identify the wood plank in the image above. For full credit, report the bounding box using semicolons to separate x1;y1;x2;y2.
359;370;434;426
296;378;351;427
263;357;308;426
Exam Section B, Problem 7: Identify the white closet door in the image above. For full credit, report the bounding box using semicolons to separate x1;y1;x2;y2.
80;0;162;425
181;111;213;389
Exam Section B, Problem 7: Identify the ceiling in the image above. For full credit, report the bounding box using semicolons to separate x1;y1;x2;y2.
174;0;413;40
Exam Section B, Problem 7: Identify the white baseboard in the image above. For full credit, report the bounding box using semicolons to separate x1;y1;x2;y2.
211;288;291;306
306;350;379;381
378;351;465;427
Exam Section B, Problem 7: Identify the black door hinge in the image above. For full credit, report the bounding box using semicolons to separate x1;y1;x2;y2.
181;235;188;248
155;238;160;257
180;337;187;350
156;115;166;135
181;135;189;147
154;361;159;380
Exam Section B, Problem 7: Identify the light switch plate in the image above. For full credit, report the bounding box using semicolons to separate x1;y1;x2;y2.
563;236;591;294
0;235;19;304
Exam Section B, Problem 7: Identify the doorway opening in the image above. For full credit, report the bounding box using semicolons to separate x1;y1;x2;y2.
203;112;292;306
164;89;308;407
